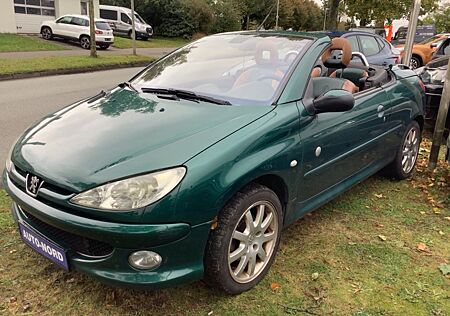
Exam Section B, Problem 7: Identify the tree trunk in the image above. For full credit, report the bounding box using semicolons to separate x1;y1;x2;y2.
88;0;97;58
326;0;340;30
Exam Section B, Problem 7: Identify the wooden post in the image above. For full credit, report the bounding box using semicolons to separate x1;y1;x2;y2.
428;57;450;169
402;0;421;66
130;0;137;56
88;0;97;58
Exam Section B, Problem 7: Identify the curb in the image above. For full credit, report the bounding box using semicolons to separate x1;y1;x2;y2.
0;60;151;81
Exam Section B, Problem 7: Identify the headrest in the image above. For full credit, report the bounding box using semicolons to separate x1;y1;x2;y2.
255;40;279;66
321;38;352;69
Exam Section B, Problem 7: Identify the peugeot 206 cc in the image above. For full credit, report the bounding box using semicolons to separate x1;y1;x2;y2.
3;31;425;294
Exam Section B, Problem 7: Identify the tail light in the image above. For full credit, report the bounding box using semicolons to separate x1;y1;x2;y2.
95;30;103;35
418;80;426;93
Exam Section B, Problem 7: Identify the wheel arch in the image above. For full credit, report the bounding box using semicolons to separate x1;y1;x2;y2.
413;114;424;131
40;25;51;32
412;53;423;65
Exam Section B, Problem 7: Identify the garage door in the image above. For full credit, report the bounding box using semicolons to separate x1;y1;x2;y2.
13;0;55;33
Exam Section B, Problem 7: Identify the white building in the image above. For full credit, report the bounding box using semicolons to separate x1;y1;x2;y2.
0;0;100;34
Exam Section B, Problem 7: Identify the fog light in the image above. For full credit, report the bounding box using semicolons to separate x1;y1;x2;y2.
129;251;162;270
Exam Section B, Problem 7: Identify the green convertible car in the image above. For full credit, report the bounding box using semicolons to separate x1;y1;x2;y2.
3;31;425;294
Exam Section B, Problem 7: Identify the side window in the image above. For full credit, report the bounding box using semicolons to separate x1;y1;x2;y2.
346;36;360;52
56;16;72;24
443;41;450;56
375;38;386;50
100;9;117;21
360;36;381;56
121;13;131;24
71;17;88;27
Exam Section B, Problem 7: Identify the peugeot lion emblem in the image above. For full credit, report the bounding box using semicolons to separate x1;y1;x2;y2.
26;174;44;197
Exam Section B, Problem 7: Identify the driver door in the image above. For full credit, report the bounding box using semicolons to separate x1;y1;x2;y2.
54;16;73;37
295;82;391;212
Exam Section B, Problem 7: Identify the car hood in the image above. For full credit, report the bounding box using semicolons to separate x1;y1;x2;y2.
12;88;272;192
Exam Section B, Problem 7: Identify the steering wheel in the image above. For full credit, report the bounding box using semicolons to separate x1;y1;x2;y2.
284;51;299;63
257;74;283;82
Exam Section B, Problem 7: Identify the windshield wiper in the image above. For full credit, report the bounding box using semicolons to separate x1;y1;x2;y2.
119;81;138;92
141;87;231;105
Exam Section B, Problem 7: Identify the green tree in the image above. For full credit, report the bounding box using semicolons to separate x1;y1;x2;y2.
344;0;438;27
207;0;242;33
421;4;450;33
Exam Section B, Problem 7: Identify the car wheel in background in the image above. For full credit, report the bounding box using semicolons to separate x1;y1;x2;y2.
80;36;90;50
41;27;53;40
204;183;283;294
410;56;422;69
98;44;110;50
385;120;421;179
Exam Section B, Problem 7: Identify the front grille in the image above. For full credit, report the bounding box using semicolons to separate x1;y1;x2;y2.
22;208;114;258
14;165;74;196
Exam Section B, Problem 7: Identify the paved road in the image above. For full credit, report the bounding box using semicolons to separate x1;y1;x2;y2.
0;67;142;178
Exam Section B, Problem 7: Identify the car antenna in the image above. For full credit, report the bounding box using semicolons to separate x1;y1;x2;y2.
257;2;277;32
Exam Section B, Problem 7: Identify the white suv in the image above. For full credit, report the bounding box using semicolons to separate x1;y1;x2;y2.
40;15;114;50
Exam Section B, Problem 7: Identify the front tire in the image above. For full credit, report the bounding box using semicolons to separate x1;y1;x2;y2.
410;56;422;69
41;27;52;40
385;120;421;179
79;35;90;49
204;183;283;294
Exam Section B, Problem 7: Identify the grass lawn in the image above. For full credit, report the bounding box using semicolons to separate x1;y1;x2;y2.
112;36;189;49
0;34;67;52
0;138;449;315
0;55;154;76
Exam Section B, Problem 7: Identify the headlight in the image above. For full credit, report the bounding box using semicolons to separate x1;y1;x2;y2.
5;141;16;173
70;167;186;210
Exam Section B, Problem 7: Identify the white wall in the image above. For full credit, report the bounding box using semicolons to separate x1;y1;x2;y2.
0;0;17;33
15;14;54;33
56;0;99;18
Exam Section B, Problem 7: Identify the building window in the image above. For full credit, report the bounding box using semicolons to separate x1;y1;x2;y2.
81;1;87;15
26;0;40;5
13;0;55;16
42;8;55;16
26;7;41;15
14;6;26;13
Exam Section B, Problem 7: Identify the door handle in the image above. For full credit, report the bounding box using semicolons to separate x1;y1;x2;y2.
377;105;385;118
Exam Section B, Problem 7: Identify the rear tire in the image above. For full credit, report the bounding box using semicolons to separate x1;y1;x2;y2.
41;27;53;40
384;120;421;179
80;35;90;50
98;44;110;50
204;183;283;294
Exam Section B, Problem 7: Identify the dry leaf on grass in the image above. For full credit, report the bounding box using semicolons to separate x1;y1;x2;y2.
270;282;281;290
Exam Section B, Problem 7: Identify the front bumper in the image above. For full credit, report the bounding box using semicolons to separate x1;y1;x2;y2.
3;170;211;288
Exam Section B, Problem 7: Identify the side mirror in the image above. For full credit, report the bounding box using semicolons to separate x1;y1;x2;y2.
313;90;355;114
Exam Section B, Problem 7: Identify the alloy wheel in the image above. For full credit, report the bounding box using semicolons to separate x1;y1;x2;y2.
410;58;419;70
42;28;51;39
402;127;419;173
80;37;90;49
228;201;278;283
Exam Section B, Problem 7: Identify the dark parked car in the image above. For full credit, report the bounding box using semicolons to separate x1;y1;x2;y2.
416;56;450;131
391;25;436;45
432;37;450;60
3;31;425;294
329;31;401;66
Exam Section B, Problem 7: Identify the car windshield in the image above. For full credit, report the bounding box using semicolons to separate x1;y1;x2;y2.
419;35;442;45
134;13;145;24
132;33;312;106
